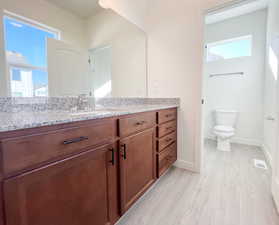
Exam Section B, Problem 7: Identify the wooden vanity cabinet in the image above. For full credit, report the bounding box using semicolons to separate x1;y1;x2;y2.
0;108;177;225
3;144;116;225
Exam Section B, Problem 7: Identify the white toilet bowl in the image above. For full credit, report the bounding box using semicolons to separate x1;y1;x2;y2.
213;125;235;151
213;110;238;152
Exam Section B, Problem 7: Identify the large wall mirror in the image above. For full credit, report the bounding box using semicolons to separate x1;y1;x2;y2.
0;0;147;97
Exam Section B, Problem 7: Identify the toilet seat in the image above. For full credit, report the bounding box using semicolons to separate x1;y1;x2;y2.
214;125;235;133
213;125;235;139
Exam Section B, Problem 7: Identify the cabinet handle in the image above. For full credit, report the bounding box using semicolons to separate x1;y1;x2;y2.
135;121;146;126
109;148;115;165
121;144;127;160
63;136;88;145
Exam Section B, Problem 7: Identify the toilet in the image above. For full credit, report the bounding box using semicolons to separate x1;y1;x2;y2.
213;110;238;152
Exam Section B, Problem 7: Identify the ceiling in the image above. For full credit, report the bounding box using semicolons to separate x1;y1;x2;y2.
45;0;102;18
206;0;269;24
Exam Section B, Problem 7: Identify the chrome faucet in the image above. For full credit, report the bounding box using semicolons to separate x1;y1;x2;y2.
77;94;95;111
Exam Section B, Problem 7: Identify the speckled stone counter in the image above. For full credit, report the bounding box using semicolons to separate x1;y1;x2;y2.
0;98;179;132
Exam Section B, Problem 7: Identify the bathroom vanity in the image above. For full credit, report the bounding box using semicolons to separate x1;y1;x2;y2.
0;103;178;225
0;0;178;223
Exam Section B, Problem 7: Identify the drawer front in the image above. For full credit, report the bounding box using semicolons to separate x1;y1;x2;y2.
119;112;156;137
157;120;177;138
157;108;177;124
157;132;176;152
1;120;115;176
157;143;177;177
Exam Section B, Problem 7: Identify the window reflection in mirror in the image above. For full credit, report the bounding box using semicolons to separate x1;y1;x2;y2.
4;15;58;97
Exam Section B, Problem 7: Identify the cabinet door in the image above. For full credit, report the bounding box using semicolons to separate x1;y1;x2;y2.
119;129;156;213
4;145;115;225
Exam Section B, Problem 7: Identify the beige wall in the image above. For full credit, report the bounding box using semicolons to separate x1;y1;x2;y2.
86;9;147;97
106;0;147;31
146;0;208;171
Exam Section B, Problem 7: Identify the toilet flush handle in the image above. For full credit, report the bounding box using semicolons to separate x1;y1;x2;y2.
266;116;276;121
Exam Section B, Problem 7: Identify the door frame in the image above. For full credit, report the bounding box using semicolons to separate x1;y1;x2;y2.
88;45;112;97
271;32;279;212
197;0;258;173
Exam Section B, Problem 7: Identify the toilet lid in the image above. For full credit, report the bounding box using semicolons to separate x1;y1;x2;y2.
214;125;235;133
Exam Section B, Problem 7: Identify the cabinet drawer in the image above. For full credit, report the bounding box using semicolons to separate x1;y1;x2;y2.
1;120;115;176
157;132;176;152
119;112;156;137
157;108;177;124
157;143;177;177
157;120;177;138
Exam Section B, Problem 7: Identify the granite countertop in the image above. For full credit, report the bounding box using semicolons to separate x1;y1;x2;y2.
0;104;178;133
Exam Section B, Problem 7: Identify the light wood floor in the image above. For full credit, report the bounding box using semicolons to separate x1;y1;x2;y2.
116;140;279;225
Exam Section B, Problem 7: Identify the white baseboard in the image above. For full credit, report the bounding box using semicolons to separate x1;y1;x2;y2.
262;144;273;169
232;137;262;147
206;135;262;147
272;178;279;214
174;159;197;172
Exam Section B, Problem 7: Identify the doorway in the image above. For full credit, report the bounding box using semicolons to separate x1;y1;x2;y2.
89;46;112;98
200;0;279;214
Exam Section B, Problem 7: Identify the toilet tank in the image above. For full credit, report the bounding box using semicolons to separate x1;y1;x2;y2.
215;110;238;127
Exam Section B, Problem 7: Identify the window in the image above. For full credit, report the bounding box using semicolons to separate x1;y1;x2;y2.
3;14;59;97
206;35;252;62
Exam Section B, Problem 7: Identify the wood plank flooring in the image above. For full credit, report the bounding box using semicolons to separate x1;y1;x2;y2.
116;140;279;225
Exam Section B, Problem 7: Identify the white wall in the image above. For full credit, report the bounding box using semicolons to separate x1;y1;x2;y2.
264;0;279;212
86;9;147;97
263;0;279;168
204;10;267;146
